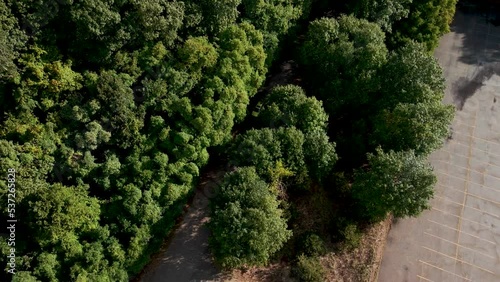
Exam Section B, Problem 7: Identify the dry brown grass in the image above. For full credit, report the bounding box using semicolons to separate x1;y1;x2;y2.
222;263;295;282
321;216;392;282
221;186;393;282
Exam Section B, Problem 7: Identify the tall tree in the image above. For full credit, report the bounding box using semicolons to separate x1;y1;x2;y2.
372;42;454;156
350;0;411;32
240;0;311;64
388;0;458;51
378;42;446;108
208;167;292;268
372;102;454;156
299;15;388;113
257;85;337;180
0;0;27;82
352;148;437;222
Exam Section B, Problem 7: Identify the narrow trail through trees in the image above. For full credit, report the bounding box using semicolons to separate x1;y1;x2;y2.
136;170;224;282
136;61;299;282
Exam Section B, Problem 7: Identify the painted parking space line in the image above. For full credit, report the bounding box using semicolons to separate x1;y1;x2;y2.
435;171;500;194
419;260;472;281
417;274;435;282
378;11;500;282
433;153;500;174
433;194;500;221
431;207;492;230
423;231;494;259
421;246;496;275
425;219;490;242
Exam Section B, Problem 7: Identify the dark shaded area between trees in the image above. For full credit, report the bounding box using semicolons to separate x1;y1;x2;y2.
0;0;458;281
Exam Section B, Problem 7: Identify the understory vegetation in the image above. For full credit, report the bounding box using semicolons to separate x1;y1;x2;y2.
0;0;457;281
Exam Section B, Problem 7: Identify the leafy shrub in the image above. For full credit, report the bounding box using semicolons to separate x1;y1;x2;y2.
331;217;362;250
352;148;436;222
208;167;292;269
229;127;308;180
297;233;326;256
292;254;326;282
341;223;362;250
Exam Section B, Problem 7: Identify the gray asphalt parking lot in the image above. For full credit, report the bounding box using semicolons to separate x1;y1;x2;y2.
378;9;500;282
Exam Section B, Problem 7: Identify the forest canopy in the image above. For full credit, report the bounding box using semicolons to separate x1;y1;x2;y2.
0;0;456;280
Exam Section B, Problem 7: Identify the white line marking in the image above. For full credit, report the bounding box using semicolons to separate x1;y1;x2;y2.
417;274;435;282
443;141;500;158
433;195;500;221
423;232;495;259
434;171;500;193
467;193;500;207
452;131;500;148
427;219;496;245
422;247;496;274
433;158;500;179
435;183;466;194
431;207;493;230
419;260;472;281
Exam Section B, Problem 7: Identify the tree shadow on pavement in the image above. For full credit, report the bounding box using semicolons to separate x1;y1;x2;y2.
448;4;500;109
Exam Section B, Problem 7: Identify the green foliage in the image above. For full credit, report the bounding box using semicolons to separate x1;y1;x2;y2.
196;0;241;35
340;223;362;250
124;0;186;46
300;18;453;166
292;254;326;282
269;160;294;197
297;233;326;256
369;42;454;157
372;43;454;156
379;42;446;108
208;22;267;125
259;85;328;133
352;148;437;222
0;0;457;279
241;0;302;35
230;127;307;179
12;272;39;282
257;85;337;180
0;2;272;280
303;130;337;180
299;15;388;112
208;167;292;268
373;102;455;156
0;0;26;82
388;0;458;51
240;0;310;64
27;184;100;250
350;0;411;32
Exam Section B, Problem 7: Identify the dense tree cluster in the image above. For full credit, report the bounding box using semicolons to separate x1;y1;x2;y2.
229;85;337;182
208;84;337;266
0;0;312;281
352;148;437;222
390;0;457;50
208;167;291;268
210;0;457;272
0;0;457;279
349;0;458;50
296;12;455;226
